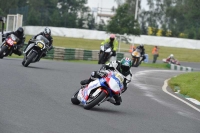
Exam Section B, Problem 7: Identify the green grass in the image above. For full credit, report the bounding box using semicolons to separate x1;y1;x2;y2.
168;72;200;101
140;62;169;69
67;60;98;64
25;35;200;62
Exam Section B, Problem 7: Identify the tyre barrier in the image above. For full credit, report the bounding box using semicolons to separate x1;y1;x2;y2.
168;64;193;71
42;47;126;61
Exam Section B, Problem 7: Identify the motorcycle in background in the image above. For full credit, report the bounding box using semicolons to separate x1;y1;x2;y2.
0;34;19;59
98;44;112;64
22;35;49;67
71;70;129;110
162;58;181;65
131;48;142;67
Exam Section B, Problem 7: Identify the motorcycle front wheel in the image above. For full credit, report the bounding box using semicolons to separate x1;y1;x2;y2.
0;45;8;59
23;51;37;67
98;52;104;64
83;90;107;110
135;57;140;67
71;89;81;105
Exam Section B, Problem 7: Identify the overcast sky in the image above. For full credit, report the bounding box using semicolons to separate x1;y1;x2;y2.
86;0;148;24
86;0;148;11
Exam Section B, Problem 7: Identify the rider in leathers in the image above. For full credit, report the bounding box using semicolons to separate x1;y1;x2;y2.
24;27;53;56
80;57;132;105
2;27;25;56
136;44;146;62
100;34;118;58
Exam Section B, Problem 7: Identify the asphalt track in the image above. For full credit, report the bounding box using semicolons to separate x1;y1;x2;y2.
0;58;200;133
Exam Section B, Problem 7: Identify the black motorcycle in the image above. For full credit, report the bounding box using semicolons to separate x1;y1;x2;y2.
22;35;49;67
98;44;112;64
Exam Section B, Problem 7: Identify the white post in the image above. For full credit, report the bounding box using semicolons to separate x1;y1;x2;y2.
133;0;139;48
13;16;16;31
118;35;121;52
135;0;139;20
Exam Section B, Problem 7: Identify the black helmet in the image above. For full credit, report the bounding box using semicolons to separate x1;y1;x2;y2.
16;27;24;36
43;27;51;37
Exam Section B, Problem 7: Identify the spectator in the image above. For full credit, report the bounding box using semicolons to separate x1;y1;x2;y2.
152;46;159;63
129;45;136;53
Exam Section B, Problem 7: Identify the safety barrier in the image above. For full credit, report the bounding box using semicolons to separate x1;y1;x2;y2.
169;64;193;71
42;47;127;61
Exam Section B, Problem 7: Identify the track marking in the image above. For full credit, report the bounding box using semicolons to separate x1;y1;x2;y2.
131;69;200;113
162;79;200;113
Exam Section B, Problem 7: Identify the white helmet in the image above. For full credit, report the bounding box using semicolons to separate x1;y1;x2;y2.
139;44;144;48
170;54;174;57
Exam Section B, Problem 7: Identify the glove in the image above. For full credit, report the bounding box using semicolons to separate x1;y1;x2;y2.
97;71;108;78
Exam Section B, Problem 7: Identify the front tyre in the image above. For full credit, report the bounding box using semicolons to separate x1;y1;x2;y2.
98;52;104;64
0;45;8;59
83;90;107;110
24;52;37;67
71;89;81;105
135;57;140;67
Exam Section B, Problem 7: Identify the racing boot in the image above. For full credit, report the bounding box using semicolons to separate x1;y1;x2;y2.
13;49;22;56
113;95;122;106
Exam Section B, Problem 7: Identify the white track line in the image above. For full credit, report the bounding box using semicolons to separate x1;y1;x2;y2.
162;79;200;113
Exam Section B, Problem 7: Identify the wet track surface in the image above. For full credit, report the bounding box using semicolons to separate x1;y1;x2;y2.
0;58;200;133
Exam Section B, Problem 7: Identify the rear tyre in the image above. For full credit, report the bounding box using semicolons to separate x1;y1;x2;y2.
71;89;81;105
83;90;107;110
24;52;37;67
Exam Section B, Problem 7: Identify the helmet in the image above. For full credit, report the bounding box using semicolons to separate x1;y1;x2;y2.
139;44;144;48
170;54;174;58
120;57;132;73
110;34;115;41
15;27;24;36
43;27;51;37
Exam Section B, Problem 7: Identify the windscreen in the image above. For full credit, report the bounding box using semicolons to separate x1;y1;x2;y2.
36;35;49;45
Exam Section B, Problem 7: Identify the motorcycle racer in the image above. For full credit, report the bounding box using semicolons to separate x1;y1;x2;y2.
1;27;25;56
24;27;53;57
80;57;132;105
166;54;175;62
100;34;118;58
136;44;146;63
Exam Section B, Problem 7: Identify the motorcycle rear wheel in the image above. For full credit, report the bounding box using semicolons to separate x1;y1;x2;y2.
83;90;107;110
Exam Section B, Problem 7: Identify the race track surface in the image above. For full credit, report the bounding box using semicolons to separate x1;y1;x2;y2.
0;58;200;133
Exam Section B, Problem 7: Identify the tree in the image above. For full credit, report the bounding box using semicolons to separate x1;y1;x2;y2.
57;0;89;28
139;0;200;39
107;3;140;35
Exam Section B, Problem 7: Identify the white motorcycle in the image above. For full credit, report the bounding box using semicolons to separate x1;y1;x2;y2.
22;35;49;67
98;44;114;64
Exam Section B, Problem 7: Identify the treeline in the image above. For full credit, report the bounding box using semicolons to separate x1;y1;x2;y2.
1;0;200;39
0;0;104;30
139;0;200;39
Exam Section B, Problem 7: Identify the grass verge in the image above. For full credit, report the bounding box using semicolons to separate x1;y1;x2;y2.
168;72;200;101
67;60;170;69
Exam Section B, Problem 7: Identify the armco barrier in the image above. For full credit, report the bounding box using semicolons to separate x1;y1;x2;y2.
170;64;193;71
